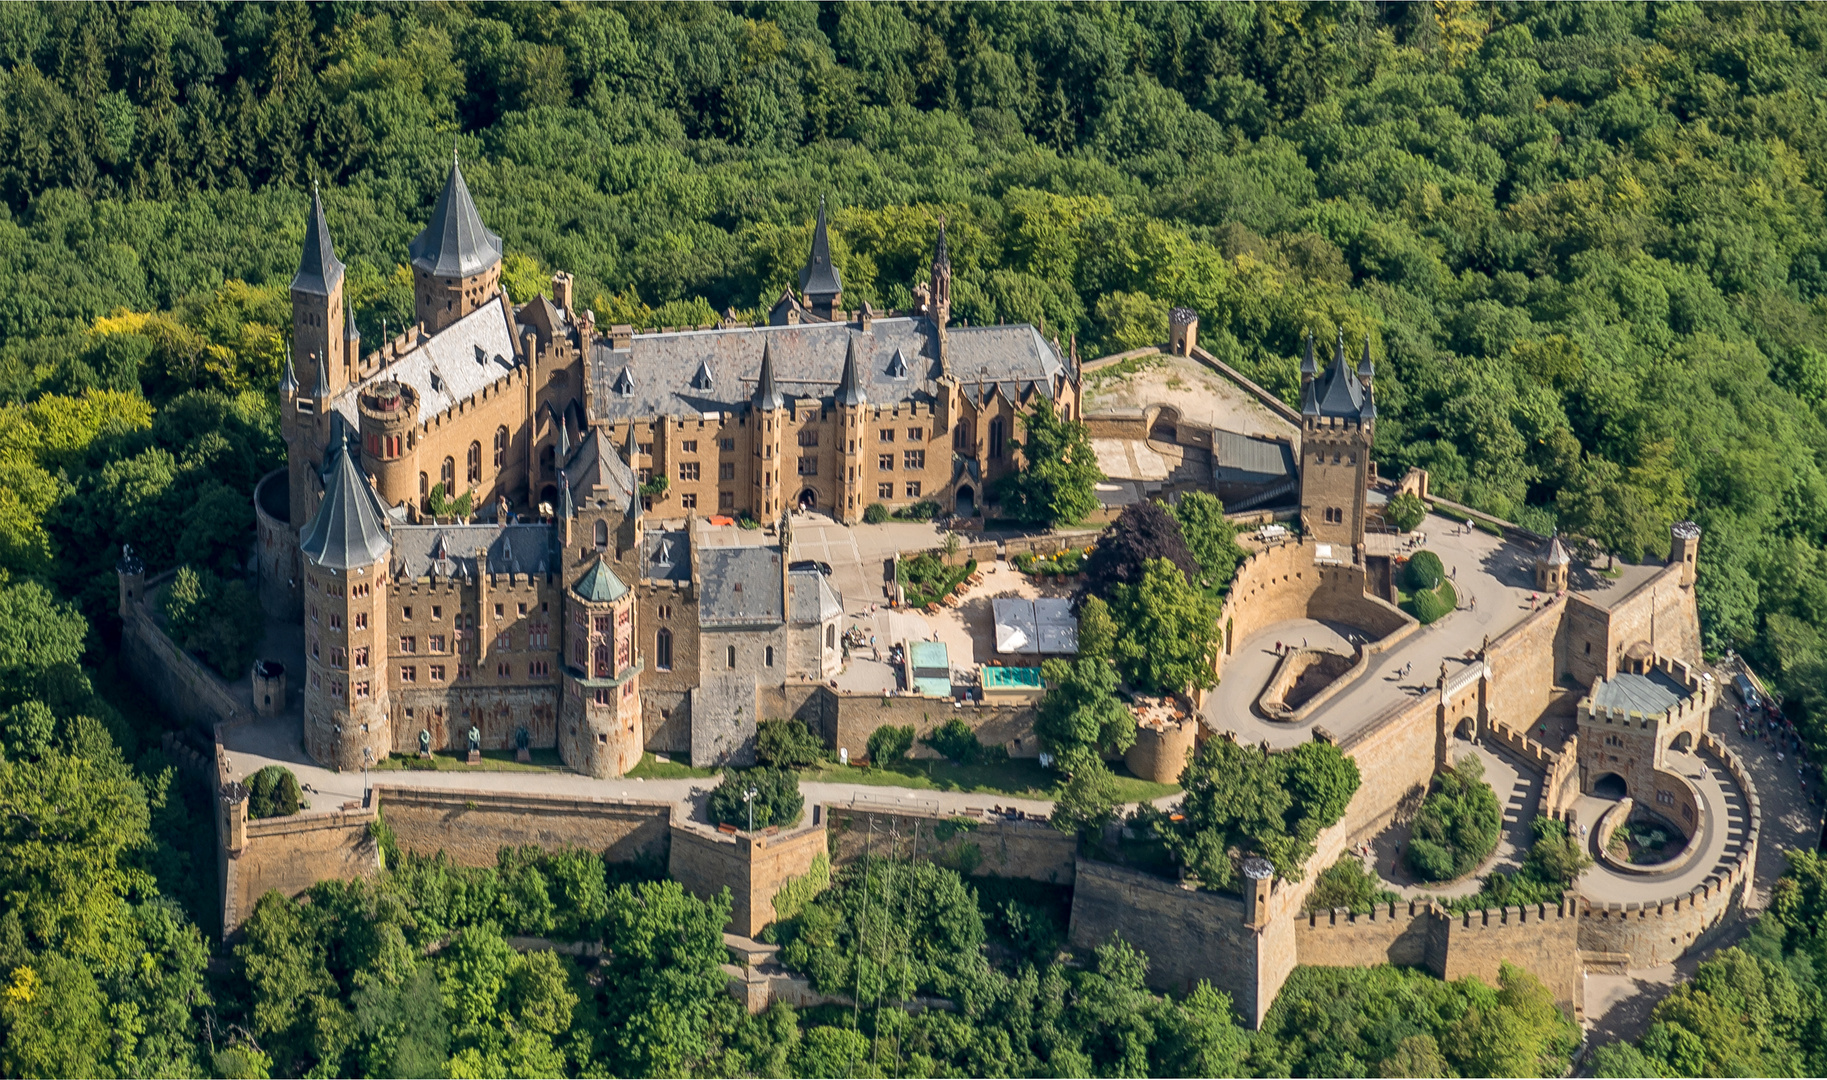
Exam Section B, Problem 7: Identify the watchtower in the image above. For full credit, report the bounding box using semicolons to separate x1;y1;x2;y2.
1298;331;1377;550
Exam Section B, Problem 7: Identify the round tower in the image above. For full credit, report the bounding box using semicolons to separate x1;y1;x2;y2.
358;379;418;509
559;558;643;778
1670;520;1701;589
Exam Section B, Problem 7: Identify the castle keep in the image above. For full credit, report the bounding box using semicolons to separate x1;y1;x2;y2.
263;163;1075;776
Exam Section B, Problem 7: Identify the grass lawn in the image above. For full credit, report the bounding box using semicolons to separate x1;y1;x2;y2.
372;748;565;773
798;756;1178;802
626;752;719;780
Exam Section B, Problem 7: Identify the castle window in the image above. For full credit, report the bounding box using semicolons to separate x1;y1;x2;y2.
353;646;369;668
593;644;610;678
879;429;895;443
400;636;415;653
355;612;368;630
430;665;445;681
907;427;923;441
366;433;381;457
681;493;697;510
441;457;455;491
721;438;736;451
719;462;735;480
494;426;509;467
594;616;610;633
905;482;921;497
594;688;611;706
659;605;671;620
402;607;411;620
498;662;512;677
798;430;819;447
528;625;548;648
311;638;319;659
518;602;527;616
826;624;836;650
727;645;737;668
355;681;370;699
904;450;925;469
420;472;429;498
329;614;342;630
656;628;673;670
720;491;734;508
495;630;512;650
682;440;698;453
467;441;482;483
878;453;894;470
798;457;818;476
594;520;609;548
989;419;1005;458
639;442;653;455
458;664;472;680
679;462;700;481
766;646;775;668
310;604;318;623
878;483;894;499
529;660;550;677
400;665;416;683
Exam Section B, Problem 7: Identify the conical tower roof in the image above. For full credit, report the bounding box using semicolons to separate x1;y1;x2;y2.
1313;328;1366;418
836;336;867;407
1357;340;1374;381
1543;534;1571;566
280;346;299;396
933;219;950;268
754;340;785;410
572;557;629;603
409;154;504;278
291;183;345;296
300;442;393;570
1300;329;1318;377
798;197;842;299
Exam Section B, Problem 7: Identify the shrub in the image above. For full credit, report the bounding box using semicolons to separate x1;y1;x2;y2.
892;500;940;521
247;764;302;819
921;716;996;764
863;503;890;524
1405;755;1502;883
1385;491;1427;533
1410;580;1457;624
756;718;827;768
1405;549;1445;590
866;723;915;765
1305;856;1399;914
707;767;803;831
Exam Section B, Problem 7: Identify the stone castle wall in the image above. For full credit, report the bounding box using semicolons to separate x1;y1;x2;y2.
824;805;1077;885
669;813;828;937
121;570;248;732
374;786;671;867
222;805;379;936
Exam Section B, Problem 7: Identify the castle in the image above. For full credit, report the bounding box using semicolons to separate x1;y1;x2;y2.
265;161;1078;775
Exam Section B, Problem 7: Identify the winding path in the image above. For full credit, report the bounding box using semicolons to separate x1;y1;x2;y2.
1573;745;1752;906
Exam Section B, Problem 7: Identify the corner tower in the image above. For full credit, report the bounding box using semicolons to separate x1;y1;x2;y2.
799;197;842;320
300;442;394;771
560;557;643;777
1298;331;1376;551
410;153;504;335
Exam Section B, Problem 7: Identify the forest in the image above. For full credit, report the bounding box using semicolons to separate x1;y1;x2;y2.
3;1;1827;1076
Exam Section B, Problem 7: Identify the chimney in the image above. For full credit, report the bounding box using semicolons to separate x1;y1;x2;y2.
611;324;634;350
551;271;574;313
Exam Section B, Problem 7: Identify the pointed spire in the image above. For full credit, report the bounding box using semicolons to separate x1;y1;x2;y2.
1300;329;1317;377
754;340;784;411
836;336;867;407
934;217;950;269
1359;383;1377;421
1357;339;1374;381
409;154;503;277
300;440;392;570
344;296;361;347
557;468;574;519
292;182;345;296
280;344;299;396
313;349;330;398
1334;326;1347;372
556;416;571;464
798;196;842;300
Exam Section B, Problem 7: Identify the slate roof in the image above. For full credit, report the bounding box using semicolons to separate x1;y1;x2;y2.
292;185;345;296
787;568;842;624
835;337;867;407
409;157;504;278
1542;535;1572;566
331;302;518;429
561;428;639;518
798;198;842;299
1212;430;1299;489
1304;331;1367;419
642;530;691;583
301;442;393;570
587;318;1064;423
699;546;783;626
1591;669;1690;716
389;524;555;580
573;558;630;602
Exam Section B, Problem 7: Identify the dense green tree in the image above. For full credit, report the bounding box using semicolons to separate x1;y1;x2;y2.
1171;491;1245;593
1084;502;1200;596
994;399;1102;527
1405;755;1503;883
1108;557;1221;694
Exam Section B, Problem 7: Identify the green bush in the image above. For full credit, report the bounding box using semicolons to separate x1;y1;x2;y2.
247;765;302;819
865;723;915;765
707;767;803;831
1405;756;1502;883
1385;491;1427;533
756;718;827;768
892;500;941;522
898;554;975;607
862;503;890;524
1305;856;1400;915
1013;548;1085;576
1405;549;1446;590
920;717;1005;765
1410;581;1457;624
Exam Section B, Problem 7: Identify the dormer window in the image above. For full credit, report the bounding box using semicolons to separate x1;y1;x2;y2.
474;345;487;365
692;360;714;390
612;367;634;396
886;349;908;378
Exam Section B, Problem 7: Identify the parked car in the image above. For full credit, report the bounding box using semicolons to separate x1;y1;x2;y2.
789;560;833;576
1733;673;1762;711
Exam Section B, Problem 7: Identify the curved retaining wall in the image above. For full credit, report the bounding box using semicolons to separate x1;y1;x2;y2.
253;468;302;621
1214;540;1416;684
1575;733;1760;967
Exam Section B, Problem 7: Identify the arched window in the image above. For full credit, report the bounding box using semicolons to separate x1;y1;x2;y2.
467;441;482;483
826;624;836;650
989;418;1005;459
419;472;428;498
440;457;455;492
727;645;737;668
655;628;673;671
593;519;609;548
593;643;611;678
493;426;509;468
765;645;774;667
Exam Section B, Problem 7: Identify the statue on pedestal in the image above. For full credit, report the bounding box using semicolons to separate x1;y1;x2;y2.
418;729;431;758
515;725;531;763
467;724;481;763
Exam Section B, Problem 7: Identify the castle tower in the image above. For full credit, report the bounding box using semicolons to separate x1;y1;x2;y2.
1535;534;1571;593
835;336;867;522
116;543;145;618
1168;307;1198;357
1670;520;1701;588
291;183;347;397
1298;330;1375;550
356;379;419;509
299;441;394;771
753;341;785;519
409;153;504;336
799;197;842;321
559;557;643;778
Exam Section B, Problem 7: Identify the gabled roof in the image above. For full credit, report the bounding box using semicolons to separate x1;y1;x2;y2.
301;442;392;570
409;156;504;278
292;184;345;296
573;558;629;603
799;197;843;299
699;546;783;626
788;568;843;623
835;336;867;407
517;294;567;347
331;302;516;428
562;428;639;518
391;524;553;580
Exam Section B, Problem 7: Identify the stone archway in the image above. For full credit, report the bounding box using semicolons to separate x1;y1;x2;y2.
956;485;976;518
539;484;558;509
1454;716;1476;741
1669;731;1694;753
798;488;818;510
1593;772;1628;800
